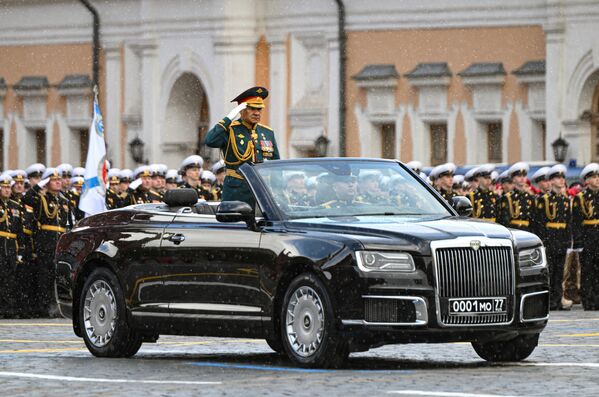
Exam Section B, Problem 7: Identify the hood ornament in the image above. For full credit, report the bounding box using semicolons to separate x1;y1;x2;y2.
470;240;481;251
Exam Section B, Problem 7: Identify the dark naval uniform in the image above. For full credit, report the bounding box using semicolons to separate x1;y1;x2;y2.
106;187;122;209
11;192;37;316
469;188;499;222
498;190;535;232
128;187;153;205
437;188;457;206
23;181;71;317
536;191;571;310
572;188;599;310
0;195;24;318
205;86;280;207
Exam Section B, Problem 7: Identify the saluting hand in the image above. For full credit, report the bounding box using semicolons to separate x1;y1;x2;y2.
227;102;247;120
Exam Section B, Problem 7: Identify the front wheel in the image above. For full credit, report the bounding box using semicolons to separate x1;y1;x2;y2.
472;334;539;362
280;273;348;368
79;268;142;358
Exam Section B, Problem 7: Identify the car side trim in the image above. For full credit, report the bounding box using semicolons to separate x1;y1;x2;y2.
131;312;269;321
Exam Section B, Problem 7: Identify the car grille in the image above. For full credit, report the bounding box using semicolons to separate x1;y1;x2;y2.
434;246;514;326
364;298;417;323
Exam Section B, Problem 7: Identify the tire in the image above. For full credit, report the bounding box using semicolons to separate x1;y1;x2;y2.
265;334;284;354
472;333;539;362
79;268;142;358
280;273;349;368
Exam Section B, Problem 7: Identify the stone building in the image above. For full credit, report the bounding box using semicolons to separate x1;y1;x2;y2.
0;0;598;170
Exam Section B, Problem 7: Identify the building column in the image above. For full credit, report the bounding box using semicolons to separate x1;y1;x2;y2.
327;34;340;157
136;39;160;164
267;36;288;158
544;22;565;162
104;42;122;167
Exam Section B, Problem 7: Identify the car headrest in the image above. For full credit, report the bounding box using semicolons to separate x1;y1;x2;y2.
163;188;198;207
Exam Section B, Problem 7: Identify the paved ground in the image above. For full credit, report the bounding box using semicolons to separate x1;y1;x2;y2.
0;306;598;397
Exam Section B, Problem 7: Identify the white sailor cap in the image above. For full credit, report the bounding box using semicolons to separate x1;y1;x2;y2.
107;168;121;183
73;167;86;178
498;170;512;183
0;173;13;186
547;164;567;180
452;174;465;187
211;159;226;174
134;165;152;179
491;170;499;183
200;170;216;184
531;166;550;183
150;163;168;177
71;176;84;187
26;163;46;177
580;163;599;180
120;169;133;182
56;163;73;177
41;167;61;180
180;155;204;172
8;169;27;182
474;164;494;178
406;160;423;172
507;162;529;178
429;163;456;180
165;169;179;183
464;167;478;182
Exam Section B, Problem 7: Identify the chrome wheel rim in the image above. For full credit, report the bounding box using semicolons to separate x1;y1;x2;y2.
285;286;325;357
83;280;117;348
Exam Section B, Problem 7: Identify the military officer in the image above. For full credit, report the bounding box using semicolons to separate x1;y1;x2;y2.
0;174;25;318
430;163;457;205
150;164;168;200
118;169;134;206
205;86;280;207
25;163;45;187
572;163;599;310
70;176;85;221
321;171;364;209
127;166;155;205
535;164;571;310
165;169;179;191
23;168;72;317
73;167;86;178
279;172;312;207
531;167;551;196
106;168;122;209
406;160;427;180
498;162;535;233
358;170;386;203
199;170;219;201
452;174;466;196
179;155;204;196
211;160;226;201
497;171;513;197
464;167;479;193
469;164;499;222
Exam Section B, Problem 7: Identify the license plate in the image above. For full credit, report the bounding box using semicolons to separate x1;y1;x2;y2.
448;297;506;315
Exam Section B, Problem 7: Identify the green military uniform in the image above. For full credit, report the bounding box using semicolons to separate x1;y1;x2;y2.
205;86;280;207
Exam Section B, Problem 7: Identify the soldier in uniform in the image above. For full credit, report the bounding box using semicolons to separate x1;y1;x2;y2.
25;163;45;188
211;160;226;201
199;170;218;201
535;164;571;310
278;172;312;207
321;172;364;209
452;175;466;196
205;86;280;207
572;163;599;310
150;164;168;201
23;168;71;317
430;163;457;205
70;176;85;221
531;167;551;197
498;162;535;233
357;170;386;203
179;155;204;195
165;169;179;191
464;167;479;194
1;174;25;318
118;169;134;207
127;166;155;205
106;168;122;209
469;164;499;223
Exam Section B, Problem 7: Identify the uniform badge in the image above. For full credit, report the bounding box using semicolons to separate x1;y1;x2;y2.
240;140;244;145
237;134;244;138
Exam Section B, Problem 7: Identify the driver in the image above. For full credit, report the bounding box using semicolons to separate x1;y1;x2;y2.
321;173;363;209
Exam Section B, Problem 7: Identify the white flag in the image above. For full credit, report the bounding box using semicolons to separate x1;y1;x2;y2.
79;96;108;217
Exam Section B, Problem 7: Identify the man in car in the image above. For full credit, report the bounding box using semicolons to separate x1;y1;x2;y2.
205;86;280;207
321;172;364;209
279;172;311;206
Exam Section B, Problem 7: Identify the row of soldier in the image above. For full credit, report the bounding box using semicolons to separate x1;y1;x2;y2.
420;160;599;311
0;155;226;318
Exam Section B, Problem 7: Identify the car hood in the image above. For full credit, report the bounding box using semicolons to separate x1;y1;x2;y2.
286;215;513;253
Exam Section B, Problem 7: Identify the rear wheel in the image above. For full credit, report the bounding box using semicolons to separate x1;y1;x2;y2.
472;334;539;362
280;273;348;368
79;268;142;358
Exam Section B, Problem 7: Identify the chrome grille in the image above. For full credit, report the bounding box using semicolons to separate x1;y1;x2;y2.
434;245;514;326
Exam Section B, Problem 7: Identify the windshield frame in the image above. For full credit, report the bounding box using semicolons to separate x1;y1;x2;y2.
240;158;456;222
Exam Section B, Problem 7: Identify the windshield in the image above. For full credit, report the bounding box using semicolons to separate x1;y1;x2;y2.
254;160;450;219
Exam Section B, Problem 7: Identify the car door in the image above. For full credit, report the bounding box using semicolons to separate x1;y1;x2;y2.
160;212;265;319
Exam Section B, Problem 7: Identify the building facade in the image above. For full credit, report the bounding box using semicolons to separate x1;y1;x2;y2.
1;0;598;170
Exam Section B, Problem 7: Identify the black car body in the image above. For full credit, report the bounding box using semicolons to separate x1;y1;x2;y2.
55;158;549;367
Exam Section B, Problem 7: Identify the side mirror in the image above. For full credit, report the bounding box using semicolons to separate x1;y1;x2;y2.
216;201;255;226
452;196;473;217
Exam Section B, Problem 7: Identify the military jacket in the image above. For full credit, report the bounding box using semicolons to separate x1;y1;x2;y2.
572;188;599;246
469;188;499;222
128;187;152;205
67;189;85;221
0;198;24;260
437;188;457;206
535;191;571;242
498;190;535;232
148;189;163;203
10;194;35;261
205;117;280;204
106;188;122;210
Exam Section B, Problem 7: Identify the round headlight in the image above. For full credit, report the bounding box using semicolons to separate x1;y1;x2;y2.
363;253;377;267
530;248;543;266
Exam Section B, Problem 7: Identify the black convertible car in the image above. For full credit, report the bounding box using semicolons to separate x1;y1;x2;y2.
55;158;549;367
